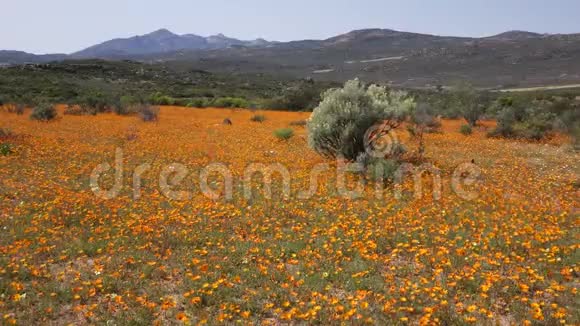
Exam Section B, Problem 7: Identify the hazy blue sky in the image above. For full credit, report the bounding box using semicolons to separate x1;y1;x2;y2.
2;0;578;54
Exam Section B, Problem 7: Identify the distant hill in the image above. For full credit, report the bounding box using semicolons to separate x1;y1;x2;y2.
2;28;580;87
485;30;545;41
0;50;67;65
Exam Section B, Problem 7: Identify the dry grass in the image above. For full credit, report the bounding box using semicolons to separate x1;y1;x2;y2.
0;106;578;325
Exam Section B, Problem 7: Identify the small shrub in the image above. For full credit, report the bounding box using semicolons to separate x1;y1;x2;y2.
13;104;25;115
120;95;137;108
412;104;440;129
554;106;580;149
139;105;159;122
150;93;175;106
460;124;473;135
360;156;400;183
489;105;555;140
408;103;437;160
450;82;486;126
30;103;57;121
571;124;580;151
274;128;294;140
489;107;517;138
407;125;417;138
64;104;97;116
0;143;13;156
425;119;442;133
125;125;139;141
0;128;13;138
264;85;322;111
172;98;190;107
187;98;210;108
4;103;24;114
250;114;266;123
512;120;552;141
77;92;111;113
289;120;307;127
113;95;140;115
389;142;408;160
63;105;80;115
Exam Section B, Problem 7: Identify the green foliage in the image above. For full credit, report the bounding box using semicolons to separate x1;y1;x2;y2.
556;108;580;149
263;82;324;111
308;79;415;160
187;98;210;108
212;97;250;108
77;91;111;113
421;91;462;119
250;114;266;123
186;97;253;109
411;103;441;133
512;114;555;140
149;92;175;106
120;95;138;108
548;98;573;115
113;95;140;115
289;120;307;127
0;143;13;156
489;107;515;137
30;103;57;121
489;104;555;140
451;82;486;126
460;124;473;135
273;128;295;140
139;105;159;122
149;93;197;107
0;60;339;111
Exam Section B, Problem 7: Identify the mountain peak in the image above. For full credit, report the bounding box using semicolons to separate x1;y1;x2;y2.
146;28;177;38
324;28;413;44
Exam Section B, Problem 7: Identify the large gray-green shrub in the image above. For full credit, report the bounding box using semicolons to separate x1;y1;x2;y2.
307;79;415;160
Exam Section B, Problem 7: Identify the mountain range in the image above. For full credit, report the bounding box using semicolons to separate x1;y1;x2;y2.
0;29;274;63
2;28;580;87
72;29;274;58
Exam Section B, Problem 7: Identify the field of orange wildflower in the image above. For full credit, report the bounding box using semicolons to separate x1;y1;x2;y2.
0;106;578;325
